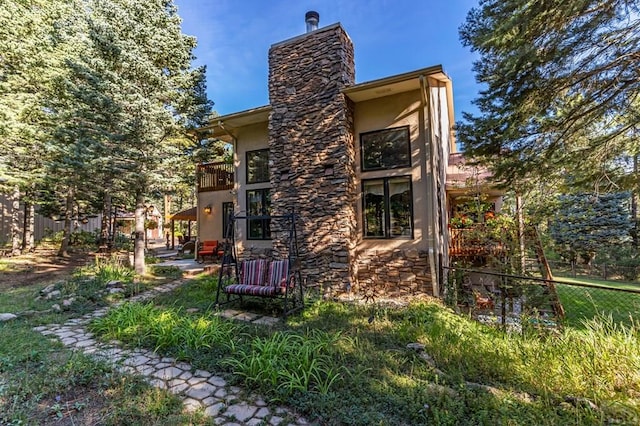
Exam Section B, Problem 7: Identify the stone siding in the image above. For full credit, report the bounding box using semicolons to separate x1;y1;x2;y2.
268;25;357;294
356;249;433;297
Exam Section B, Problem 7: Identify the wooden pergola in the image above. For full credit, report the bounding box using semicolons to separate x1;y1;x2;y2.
168;206;196;249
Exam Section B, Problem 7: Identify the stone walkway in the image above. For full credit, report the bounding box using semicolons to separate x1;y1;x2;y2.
34;279;310;425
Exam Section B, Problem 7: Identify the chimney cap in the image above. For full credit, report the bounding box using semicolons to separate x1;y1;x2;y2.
305;11;319;32
305;11;319;20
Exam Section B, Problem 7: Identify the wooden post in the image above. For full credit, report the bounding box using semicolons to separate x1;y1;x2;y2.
516;191;526;274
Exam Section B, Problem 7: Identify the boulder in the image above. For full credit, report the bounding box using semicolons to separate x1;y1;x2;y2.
45;290;62;300
0;313;18;322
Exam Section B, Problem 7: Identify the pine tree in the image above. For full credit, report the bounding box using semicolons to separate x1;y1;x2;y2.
0;0;81;254
80;0;212;272
549;192;633;264
458;0;640;189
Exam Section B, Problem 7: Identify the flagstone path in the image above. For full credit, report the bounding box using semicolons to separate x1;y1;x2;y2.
34;279;311;425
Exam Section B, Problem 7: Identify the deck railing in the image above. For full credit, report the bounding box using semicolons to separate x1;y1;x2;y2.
197;162;234;192
448;226;505;258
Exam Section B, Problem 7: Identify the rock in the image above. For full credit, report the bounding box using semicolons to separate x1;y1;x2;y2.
419;352;437;368
0;313;18;322
63;298;75;307
106;280;122;288
565;396;598;411
51;304;61;312
40;284;57;295
407;342;426;352
424;383;458;398
45;290;62;300
109;288;125;294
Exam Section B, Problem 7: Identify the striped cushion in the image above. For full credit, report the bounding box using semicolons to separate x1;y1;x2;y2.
267;260;289;289
224;284;278;296
240;259;268;286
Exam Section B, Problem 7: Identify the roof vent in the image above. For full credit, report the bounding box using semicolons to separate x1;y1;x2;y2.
305;11;319;32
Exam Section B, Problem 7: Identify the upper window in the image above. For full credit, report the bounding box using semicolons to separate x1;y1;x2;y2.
246;149;269;184
363;176;413;239
361;126;411;171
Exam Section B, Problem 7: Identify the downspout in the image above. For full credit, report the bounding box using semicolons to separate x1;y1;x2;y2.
420;75;440;297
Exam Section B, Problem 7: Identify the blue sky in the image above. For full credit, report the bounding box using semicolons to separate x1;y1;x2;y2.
173;0;481;122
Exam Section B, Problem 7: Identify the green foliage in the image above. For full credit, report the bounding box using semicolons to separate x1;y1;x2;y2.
99;277;640;424
458;0;640;191
89;302;239;359
0;0;213;257
221;330;346;400
549;192;633;262
0;322;191;425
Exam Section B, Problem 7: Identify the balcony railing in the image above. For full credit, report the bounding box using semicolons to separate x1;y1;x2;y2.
197;162;234;192
448;226;506;258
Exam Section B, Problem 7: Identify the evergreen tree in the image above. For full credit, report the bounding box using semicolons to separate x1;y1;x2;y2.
549;192;633;264
458;0;640;189
81;0;211;272
0;0;80;254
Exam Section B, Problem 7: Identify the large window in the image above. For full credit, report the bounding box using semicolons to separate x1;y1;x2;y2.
363;176;413;238
246;149;269;183
247;189;271;239
361;126;411;171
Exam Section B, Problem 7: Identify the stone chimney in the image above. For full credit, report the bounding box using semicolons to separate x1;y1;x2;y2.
268;19;357;295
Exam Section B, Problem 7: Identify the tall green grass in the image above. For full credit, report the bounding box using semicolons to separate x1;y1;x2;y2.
91;278;640;425
89;302;239;358
221;329;347;400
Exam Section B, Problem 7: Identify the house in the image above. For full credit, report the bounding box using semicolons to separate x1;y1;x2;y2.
196;12;461;298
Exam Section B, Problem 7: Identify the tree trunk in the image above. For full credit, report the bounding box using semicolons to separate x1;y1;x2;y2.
632;155;638;248
57;187;74;257
101;192;112;247
134;191;146;275
10;185;21;256
516;192;526;274
22;201;34;252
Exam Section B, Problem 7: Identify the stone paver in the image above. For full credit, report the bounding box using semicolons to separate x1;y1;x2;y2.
34;278;308;425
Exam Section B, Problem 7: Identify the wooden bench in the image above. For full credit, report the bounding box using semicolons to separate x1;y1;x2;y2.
196;240;222;263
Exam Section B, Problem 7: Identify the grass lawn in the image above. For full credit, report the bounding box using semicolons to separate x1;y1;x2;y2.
553;276;640;328
3;250;640;425
89;275;640;425
0;253;204;425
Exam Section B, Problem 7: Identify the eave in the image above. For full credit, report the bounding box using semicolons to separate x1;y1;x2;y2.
196;105;272;142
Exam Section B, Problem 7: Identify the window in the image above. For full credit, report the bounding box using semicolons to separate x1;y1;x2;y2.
222;202;234;238
247;189;271;239
361;126;411;171
246;149;269;183
363;176;413;238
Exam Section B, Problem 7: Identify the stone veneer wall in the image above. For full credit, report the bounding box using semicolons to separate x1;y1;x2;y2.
356;249;433;297
267;24;357;295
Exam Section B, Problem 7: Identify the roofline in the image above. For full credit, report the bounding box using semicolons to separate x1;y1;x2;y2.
342;65;447;96
271;22;347;49
197;105;272;133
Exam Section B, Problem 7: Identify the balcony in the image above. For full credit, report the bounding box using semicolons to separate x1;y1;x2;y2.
197;162;234;192
448;226;506;259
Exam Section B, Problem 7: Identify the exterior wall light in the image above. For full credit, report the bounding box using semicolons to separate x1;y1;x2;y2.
204;205;212;215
